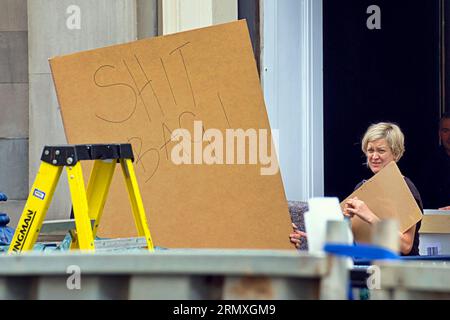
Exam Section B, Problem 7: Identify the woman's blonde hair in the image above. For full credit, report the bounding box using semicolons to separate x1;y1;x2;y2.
362;122;405;161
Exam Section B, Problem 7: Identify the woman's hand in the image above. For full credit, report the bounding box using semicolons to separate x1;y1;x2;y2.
289;223;307;249
344;197;380;225
439;206;450;211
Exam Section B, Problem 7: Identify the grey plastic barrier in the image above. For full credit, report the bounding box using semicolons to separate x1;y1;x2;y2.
370;260;450;300
0;249;347;300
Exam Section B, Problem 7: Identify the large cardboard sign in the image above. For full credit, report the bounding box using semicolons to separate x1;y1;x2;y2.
49;21;292;249
341;162;423;243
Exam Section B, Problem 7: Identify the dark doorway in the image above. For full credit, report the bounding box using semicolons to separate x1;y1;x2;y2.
238;0;260;75
323;0;442;201
445;0;450;112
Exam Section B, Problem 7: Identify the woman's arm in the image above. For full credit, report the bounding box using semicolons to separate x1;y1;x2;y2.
343;197;380;224
398;225;415;255
289;223;307;249
344;197;415;255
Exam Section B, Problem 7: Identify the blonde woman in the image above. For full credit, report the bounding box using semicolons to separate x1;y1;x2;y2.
290;122;423;256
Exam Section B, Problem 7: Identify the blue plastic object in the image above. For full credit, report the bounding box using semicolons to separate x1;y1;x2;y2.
324;243;400;261
0;213;14;245
0;193;7;201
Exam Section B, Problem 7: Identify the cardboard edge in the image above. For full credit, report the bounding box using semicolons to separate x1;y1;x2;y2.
46;20;248;62
48;59;71;143
420;215;450;234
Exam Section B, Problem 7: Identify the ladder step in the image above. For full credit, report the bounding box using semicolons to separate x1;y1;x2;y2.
41;144;134;166
94;237;148;250
40;219;95;234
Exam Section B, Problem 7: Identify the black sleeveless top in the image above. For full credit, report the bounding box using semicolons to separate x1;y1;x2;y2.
354;176;423;256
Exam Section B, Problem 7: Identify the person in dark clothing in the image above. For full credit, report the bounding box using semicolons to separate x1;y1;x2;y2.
420;112;450;210
343;122;422;256
352;176;423;256
290;122;423;256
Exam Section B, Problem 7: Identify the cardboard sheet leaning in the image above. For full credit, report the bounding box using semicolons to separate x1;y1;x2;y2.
48;20;292;249
341;161;423;243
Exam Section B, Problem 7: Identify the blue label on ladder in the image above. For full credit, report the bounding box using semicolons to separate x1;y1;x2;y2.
33;189;46;200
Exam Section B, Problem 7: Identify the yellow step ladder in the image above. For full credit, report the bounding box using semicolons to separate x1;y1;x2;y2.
8;144;154;253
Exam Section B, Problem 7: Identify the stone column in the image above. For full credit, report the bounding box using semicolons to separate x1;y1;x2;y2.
159;0;237;35
0;0;29;227
27;0;141;221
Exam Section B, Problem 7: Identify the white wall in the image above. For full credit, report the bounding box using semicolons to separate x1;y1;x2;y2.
262;0;323;201
159;0;237;35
